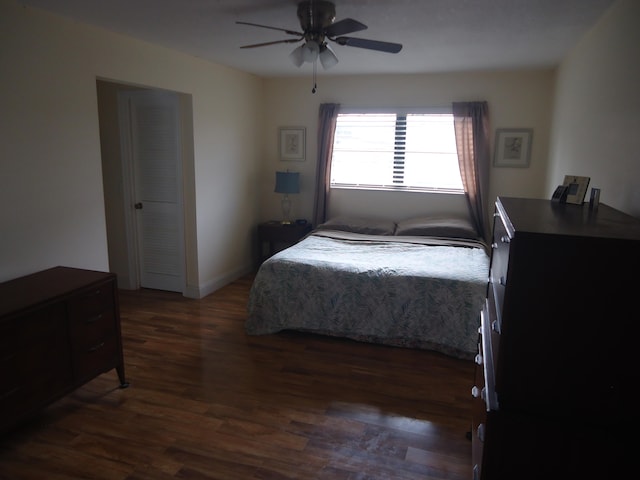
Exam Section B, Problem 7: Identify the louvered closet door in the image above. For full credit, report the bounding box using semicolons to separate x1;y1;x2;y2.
128;91;185;292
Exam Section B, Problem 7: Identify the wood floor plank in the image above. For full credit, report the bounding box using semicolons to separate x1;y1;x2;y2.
0;274;475;480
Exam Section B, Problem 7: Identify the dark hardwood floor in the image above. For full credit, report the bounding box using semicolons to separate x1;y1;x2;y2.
0;274;475;480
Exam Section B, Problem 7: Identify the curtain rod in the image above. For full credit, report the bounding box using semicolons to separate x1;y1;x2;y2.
338;105;452;114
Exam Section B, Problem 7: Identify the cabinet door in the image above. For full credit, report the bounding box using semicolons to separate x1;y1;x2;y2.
0;304;71;431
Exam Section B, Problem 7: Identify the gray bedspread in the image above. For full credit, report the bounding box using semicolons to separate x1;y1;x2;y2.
246;230;490;359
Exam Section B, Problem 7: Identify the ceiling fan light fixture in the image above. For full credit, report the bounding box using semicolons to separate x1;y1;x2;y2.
289;45;305;67
319;44;338;69
302;40;320;63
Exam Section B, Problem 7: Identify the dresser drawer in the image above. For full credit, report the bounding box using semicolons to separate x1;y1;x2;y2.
478;304;498;411
471;367;486;479
71;334;119;382
67;281;115;321
69;306;119;382
485;289;501;367
68;306;116;343
488;213;510;315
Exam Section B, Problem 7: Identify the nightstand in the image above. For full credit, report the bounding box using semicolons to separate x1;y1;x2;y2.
257;221;312;264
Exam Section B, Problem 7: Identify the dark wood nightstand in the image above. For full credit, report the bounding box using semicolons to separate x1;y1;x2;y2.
257;221;312;264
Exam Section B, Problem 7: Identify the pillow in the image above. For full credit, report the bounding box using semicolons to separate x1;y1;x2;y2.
395;216;479;239
315;216;397;235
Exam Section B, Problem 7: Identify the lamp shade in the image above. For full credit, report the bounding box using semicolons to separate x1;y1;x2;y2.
274;171;300;194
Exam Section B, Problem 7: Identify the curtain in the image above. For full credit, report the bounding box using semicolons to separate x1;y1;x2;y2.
452;101;491;241
312;103;340;227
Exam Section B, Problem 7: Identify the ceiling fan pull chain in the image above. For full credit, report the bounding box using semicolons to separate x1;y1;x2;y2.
312;59;318;93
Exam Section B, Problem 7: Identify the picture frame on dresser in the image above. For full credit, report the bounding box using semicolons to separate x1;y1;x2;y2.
562;175;590;204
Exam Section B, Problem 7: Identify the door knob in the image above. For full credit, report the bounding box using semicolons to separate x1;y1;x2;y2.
134;202;143;210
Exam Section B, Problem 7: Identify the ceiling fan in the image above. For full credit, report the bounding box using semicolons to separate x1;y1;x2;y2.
236;1;402;91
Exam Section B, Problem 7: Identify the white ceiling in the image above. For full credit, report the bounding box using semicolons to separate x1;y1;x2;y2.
19;0;616;77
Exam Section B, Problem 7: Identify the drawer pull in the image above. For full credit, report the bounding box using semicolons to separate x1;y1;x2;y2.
475;353;483;365
477;423;485;442
472;386;480;398
88;341;105;353
86;314;103;324
500;235;510;243
499;276;506;286
492;319;501;334
80;289;102;301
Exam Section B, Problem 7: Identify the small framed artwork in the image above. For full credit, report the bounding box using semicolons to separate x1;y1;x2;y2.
494;128;533;167
279;127;306;161
562;175;590;205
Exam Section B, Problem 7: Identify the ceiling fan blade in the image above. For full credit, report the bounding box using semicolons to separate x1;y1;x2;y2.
236;21;303;37
240;38;303;49
334;37;403;54
324;18;367;37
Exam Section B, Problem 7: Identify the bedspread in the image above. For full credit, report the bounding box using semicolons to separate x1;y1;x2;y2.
246;230;490;359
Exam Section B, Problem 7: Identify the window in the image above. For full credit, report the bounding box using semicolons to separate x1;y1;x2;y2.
330;110;463;193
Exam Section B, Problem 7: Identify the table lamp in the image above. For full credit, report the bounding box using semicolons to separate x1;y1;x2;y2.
274;171;300;224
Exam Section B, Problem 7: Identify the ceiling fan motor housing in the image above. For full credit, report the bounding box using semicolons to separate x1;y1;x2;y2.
297;1;336;43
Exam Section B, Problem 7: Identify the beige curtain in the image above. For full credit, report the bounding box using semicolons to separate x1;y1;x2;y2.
312;103;340;227
452;101;491;241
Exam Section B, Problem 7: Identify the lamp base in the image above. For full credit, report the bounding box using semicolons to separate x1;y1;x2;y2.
281;194;292;225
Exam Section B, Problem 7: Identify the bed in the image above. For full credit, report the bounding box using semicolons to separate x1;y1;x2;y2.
246;215;490;359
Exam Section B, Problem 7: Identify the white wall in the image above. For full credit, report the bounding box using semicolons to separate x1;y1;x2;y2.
0;0;264;294
548;0;640;217
261;70;556;225
3;0;635;292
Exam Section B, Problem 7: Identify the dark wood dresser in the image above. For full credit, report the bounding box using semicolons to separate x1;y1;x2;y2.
0;266;128;435
472;197;640;479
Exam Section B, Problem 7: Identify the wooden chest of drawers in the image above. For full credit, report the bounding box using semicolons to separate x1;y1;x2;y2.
471;197;640;479
0;266;128;434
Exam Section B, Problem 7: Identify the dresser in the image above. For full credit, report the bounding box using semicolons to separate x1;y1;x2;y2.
0;266;128;434
472;197;640;479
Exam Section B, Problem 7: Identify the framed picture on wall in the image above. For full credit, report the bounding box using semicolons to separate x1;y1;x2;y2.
494;128;533;167
279;127;306;161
